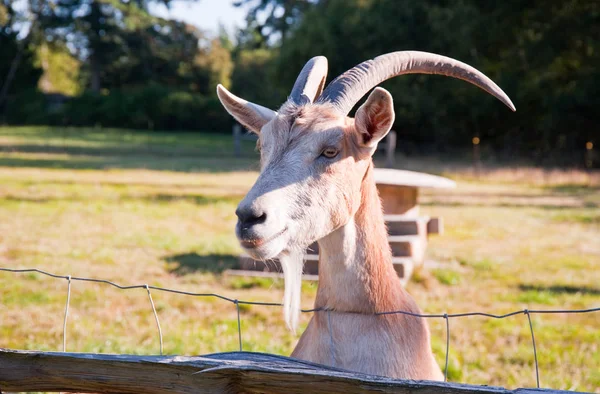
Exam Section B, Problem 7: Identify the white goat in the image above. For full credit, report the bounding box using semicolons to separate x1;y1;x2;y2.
216;51;514;380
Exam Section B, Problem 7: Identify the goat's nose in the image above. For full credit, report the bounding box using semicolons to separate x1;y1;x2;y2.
236;206;267;228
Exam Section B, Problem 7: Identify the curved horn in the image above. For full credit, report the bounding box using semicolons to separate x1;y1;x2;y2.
316;51;515;114
289;56;328;105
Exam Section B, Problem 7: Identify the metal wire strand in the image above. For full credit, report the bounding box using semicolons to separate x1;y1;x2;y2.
443;313;450;382
2;267;597;318
327;309;335;367
235;299;242;352
145;284;163;356
524;309;540;388
62;275;72;352
1;265;599;388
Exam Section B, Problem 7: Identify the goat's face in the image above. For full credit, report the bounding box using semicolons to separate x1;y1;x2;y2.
237;106;359;260
221;89;395;261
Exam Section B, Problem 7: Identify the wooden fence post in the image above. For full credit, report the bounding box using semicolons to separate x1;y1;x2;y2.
233;123;242;157
472;136;481;177
385;130;397;168
585;141;594;169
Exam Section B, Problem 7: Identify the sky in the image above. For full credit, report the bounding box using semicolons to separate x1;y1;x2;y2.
149;0;248;37
11;0;247;39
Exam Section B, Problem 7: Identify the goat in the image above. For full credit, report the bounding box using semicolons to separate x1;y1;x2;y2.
216;51;514;380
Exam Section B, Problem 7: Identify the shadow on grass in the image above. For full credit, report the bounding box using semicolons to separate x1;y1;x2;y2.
151;194;244;205
422;200;598;210
164;253;239;275
519;284;600;296
0;155;258;173
0;193;244;205
545;184;600;194
0;128;260;173
0;143;216;157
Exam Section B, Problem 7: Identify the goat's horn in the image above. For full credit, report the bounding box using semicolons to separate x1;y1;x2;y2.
289;56;328;105
316;51;515;114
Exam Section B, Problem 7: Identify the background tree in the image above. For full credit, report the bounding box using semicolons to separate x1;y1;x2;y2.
275;0;599;162
233;0;314;46
35;0;189;93
0;0;43;112
0;0;597;166
231;48;283;109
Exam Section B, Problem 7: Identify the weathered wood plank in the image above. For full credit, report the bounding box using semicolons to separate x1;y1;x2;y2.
0;349;576;394
377;184;420;216
384;215;429;236
373;168;457;189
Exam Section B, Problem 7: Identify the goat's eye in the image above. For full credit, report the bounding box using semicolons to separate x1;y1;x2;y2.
321;147;339;159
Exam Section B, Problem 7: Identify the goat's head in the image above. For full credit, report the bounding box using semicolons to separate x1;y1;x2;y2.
217;51;515;328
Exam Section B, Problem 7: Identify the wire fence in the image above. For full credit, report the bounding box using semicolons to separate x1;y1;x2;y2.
1;266;599;389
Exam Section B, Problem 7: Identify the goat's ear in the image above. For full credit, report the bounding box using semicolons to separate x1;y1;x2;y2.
216;84;277;134
354;87;395;150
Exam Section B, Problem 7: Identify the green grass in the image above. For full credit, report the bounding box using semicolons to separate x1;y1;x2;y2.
0;125;259;172
548;209;600;224
0;126;599;392
432;268;462;286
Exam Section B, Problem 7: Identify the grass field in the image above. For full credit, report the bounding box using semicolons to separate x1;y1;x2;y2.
0;126;598;392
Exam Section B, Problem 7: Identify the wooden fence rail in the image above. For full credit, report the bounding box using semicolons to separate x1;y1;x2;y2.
0;349;575;394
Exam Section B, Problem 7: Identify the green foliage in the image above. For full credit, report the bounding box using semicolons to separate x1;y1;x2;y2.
432;269;461;286
3;89;53;125
516;290;558;305
234;0;314;45
3;0;599;164
0;3;8;26
275;0;600;165
196;38;234;91
37;43;82;96
2;0;236;130
19;0;227;96
231;49;285;108
63;85;231;131
6;84;231;131
0;28;42;103
227;276;282;290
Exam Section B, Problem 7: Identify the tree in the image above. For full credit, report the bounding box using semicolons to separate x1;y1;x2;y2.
234;0;316;46
231;48;284;109
37;42;82;95
0;0;43;114
469;0;600;159
31;0;204;93
274;0;600;163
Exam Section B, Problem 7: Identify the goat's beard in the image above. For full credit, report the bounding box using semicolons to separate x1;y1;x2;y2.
279;249;304;332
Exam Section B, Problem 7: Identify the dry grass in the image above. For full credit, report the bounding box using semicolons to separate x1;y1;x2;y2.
381;154;600;187
1;126;599;392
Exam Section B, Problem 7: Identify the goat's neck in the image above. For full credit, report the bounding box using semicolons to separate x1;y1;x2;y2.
315;163;404;313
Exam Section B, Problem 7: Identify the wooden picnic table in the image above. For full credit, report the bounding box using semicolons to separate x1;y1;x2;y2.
372;169;455;283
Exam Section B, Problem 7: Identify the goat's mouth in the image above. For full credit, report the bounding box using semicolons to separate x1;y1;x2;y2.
239;227;288;250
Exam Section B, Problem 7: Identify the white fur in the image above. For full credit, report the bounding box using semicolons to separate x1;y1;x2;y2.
279;250;304;331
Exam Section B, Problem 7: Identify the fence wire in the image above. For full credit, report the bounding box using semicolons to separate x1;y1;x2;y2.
1;267;599;388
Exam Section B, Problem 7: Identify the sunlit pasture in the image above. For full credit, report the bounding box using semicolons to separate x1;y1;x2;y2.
0;126;598;392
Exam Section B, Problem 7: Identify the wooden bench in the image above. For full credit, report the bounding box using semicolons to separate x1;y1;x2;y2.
232;168;455;285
